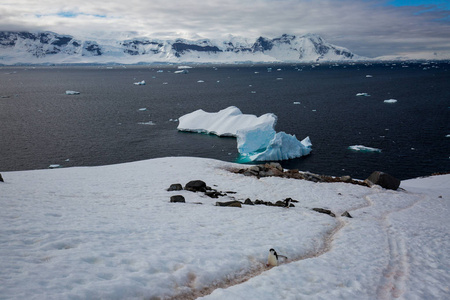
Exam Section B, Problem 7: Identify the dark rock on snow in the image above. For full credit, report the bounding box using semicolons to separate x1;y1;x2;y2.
341;211;353;218
216;200;242;208
0;173;3;182
244;198;254;205
170;195;186;203
167;183;183;191
365;171;401;190
312;208;336;217
184;180;207;192
205;191;225;198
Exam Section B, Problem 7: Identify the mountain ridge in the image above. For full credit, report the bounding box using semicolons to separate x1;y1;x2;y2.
1;31;365;65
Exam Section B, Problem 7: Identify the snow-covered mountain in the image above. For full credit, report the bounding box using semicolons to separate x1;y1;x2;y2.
0;31;364;65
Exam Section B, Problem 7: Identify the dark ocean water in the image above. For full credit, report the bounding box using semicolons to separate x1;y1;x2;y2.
0;62;449;180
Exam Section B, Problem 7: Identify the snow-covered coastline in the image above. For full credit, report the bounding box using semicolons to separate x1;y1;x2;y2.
1;157;449;299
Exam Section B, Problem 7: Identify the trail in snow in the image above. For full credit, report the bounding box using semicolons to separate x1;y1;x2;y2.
186;188;426;300
171;190;376;300
169;218;346;300
363;189;423;300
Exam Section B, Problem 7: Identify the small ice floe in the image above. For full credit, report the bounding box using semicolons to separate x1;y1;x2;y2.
251;91;257;94
276;78;283;80
174;69;189;74
254;72;259;74
48;164;61;169
163;82;168;85
133;80;146;85
138;121;156;125
356;93;370;97
267;68;272;72
293;102;301;105
384;99;398;103
348;145;381;153
446;134;450;138
366;75;373;78
138;108;147;111
177;66;192;69
157;70;164;73
197;80;205;83
169;118;178;122
277;68;282;71
65;90;80;95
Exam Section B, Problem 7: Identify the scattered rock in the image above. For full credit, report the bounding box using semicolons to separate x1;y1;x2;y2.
170;195;185;203
341;211;353;218
340;175;352;183
275;201;286;207
167;183;183;191
215;200;242;208
205;191;224;198
0;173;3;182
184;180;207;192
312;208;336;217
303;172;324;183
244;198;254;205
365;171;401;190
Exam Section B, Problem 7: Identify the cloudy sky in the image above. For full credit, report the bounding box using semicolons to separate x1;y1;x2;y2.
1;0;449;57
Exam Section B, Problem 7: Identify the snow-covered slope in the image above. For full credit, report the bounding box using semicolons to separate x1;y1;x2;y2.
0;31;364;65
1;157;449;299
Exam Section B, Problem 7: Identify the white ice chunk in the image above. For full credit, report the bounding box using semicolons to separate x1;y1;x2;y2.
65;90;80;95
174;69;189;74
138;121;155;125
134;80;146;85
384;99;398;103
356;93;370;96
348;145;381;152
293;102;301;105
178;106;311;162
48;164;61;168
177;106;277;137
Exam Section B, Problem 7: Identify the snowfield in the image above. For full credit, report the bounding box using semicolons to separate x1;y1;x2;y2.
0;157;449;300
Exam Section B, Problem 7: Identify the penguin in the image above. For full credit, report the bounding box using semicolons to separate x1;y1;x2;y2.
267;248;278;266
284;198;292;208
267;248;288;266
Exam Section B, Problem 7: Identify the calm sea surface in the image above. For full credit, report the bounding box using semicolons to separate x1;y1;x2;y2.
0;63;449;179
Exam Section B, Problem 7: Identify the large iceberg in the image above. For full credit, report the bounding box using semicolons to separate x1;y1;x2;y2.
177;106;312;162
177;106;277;137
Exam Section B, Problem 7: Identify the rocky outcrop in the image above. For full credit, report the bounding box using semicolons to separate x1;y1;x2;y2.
232;163;368;186
365;171;401;190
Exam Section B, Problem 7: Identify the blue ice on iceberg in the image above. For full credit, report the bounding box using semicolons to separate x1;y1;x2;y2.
177;106;312;162
237;123;312;162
